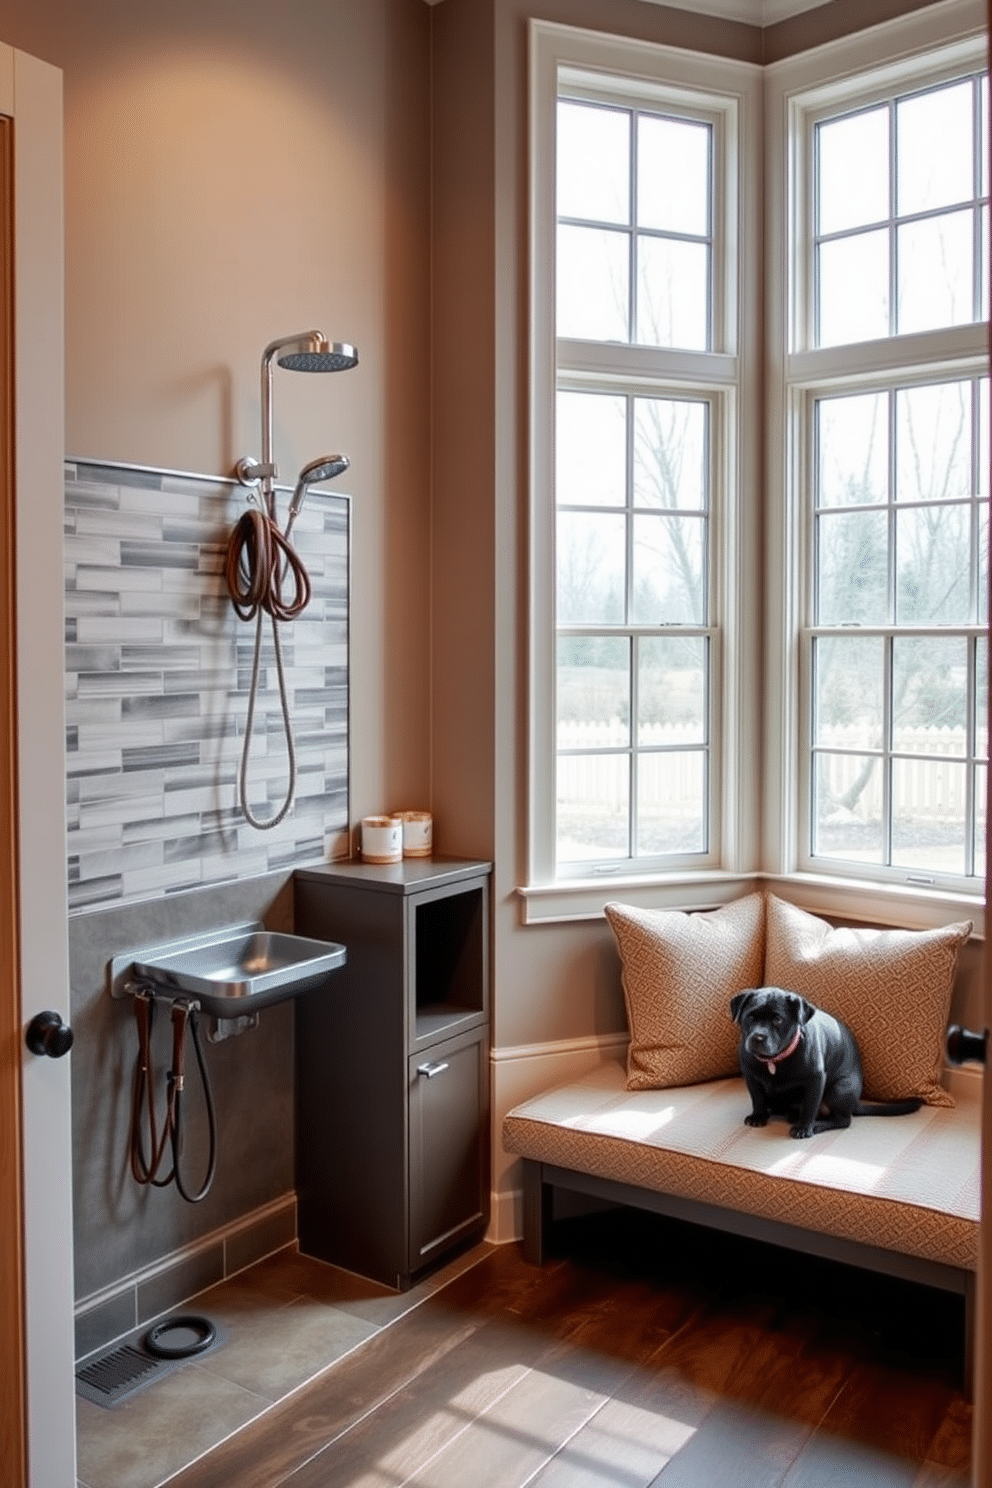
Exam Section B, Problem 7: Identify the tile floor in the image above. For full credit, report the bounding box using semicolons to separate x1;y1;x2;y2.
74;1241;493;1488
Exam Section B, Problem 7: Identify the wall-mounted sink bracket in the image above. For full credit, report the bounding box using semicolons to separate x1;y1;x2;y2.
109;920;347;1036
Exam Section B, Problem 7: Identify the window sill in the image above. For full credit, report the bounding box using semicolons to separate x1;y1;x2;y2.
517;868;984;935
517;870;760;924
762;871;985;939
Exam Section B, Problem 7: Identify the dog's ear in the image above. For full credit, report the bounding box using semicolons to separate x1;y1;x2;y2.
730;989;757;1024
788;993;816;1025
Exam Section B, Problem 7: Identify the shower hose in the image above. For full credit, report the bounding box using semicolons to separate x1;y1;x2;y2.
224;505;312;830
129;988;217;1204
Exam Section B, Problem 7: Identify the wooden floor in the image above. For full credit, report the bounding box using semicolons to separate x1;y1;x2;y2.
168;1209;972;1488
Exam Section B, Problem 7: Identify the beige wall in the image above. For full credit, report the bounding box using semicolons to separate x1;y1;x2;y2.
430;0;497;864
1;0;434;828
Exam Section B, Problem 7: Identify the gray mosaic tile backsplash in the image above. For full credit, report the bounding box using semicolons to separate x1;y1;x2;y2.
64;461;349;911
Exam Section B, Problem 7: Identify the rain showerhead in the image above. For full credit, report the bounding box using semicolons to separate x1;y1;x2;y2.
288;454;350;520
276;338;358;374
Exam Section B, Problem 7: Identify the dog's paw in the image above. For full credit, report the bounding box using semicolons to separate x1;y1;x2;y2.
789;1124;814;1139
744;1113;768;1128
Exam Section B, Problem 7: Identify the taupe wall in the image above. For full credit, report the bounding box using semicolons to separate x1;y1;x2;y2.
430;0;497;865
1;0;434;830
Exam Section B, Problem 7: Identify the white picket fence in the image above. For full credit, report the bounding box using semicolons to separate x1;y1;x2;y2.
815;724;980;822
557;721;703;809
556;720;984;816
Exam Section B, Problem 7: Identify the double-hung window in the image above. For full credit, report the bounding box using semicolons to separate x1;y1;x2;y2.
771;10;990;902
527;25;761;917
529;6;987;924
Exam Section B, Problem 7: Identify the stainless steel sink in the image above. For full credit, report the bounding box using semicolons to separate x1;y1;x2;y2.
109;921;346;1019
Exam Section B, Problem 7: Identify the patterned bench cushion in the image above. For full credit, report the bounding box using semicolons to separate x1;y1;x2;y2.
503;1060;980;1271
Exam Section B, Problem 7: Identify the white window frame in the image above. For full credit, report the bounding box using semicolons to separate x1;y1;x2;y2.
523;21;762;924
764;0;990;931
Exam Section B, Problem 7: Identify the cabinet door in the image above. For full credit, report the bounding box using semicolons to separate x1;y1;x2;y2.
408;1028;488;1274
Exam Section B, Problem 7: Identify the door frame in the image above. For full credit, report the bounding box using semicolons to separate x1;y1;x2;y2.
1;41;75;1488
0;102;26;1488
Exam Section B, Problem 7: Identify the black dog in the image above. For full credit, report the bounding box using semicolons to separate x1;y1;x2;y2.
730;987;922;1140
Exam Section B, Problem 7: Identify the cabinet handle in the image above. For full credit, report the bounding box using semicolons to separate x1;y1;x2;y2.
417;1060;449;1079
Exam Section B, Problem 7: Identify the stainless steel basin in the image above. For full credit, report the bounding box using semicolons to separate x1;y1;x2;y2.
110;922;346;1019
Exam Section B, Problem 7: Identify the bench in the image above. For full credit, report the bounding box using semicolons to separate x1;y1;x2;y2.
503;1054;981;1393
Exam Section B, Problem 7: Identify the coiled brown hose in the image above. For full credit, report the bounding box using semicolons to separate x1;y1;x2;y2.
224;507;311;621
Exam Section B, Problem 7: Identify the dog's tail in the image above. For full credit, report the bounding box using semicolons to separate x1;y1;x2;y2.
852;1098;923;1117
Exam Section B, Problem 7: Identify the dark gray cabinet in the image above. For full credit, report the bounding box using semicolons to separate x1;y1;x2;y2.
293;858;491;1289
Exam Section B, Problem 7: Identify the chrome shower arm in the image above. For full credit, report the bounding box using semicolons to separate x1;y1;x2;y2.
236;330;357;519
258;333;322;514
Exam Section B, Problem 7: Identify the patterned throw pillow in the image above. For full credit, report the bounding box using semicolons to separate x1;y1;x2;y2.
604;894;766;1090
764;894;971;1108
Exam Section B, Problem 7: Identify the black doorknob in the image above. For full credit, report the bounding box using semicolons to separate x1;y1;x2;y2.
946;1025;988;1066
25;1010;74;1059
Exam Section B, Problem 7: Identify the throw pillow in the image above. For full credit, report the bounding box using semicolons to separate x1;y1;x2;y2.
604;893;765;1090
764;894;971;1108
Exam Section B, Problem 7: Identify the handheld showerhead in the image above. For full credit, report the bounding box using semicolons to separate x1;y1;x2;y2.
288;453;350;520
298;454;350;484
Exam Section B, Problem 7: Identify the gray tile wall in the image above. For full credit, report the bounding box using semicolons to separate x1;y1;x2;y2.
65;461;351;1327
64;461;350;912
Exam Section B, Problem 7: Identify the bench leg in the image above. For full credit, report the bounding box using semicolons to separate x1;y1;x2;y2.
521;1160;553;1266
963;1271;976;1401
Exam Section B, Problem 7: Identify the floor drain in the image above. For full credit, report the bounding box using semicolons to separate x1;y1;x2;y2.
76;1342;185;1408
145;1314;216;1358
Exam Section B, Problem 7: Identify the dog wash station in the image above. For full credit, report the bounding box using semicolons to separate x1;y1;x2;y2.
503;892;984;1393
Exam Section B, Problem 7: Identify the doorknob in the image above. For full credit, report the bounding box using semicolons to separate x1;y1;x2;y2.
946;1025;988;1066
25;1010;74;1059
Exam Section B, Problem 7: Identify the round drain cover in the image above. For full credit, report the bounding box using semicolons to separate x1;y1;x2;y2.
144;1314;216;1359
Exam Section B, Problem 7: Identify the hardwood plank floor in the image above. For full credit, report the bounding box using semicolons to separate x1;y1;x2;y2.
168;1208;972;1488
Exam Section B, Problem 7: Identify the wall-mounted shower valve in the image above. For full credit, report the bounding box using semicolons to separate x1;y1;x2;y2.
234;456;276;487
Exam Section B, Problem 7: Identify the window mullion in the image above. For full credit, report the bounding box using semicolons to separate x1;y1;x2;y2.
887;388;897;623
883;632;894;868
628;111;637;346
888;99;898;339
973;76;983;325
971;378;981;620
629;634;638;858
965;633;978;876
626;393;636;859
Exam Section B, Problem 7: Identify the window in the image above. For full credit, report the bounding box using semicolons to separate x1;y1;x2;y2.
813;76;989;347
785;33;990;896
808;376;988;883
528;25;762;915
555;100;714;350
556;386;713;865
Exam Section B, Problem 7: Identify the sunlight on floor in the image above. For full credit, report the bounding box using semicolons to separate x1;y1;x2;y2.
368;1363;701;1488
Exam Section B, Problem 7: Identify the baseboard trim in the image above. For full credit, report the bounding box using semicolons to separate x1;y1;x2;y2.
491;1032;628;1065
74;1194;297;1364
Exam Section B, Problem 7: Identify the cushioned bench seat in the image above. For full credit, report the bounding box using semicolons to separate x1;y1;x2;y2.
503;1057;981;1388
